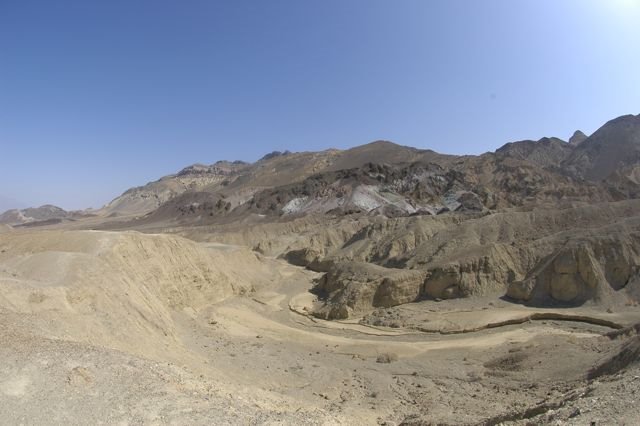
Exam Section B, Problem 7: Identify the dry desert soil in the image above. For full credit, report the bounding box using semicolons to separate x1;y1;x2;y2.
2;114;640;424
0;226;638;425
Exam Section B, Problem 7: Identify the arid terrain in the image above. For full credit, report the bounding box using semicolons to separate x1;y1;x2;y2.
1;114;640;425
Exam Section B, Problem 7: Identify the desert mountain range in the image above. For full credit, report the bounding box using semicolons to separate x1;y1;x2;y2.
1;113;640;424
102;114;640;218
3;113;640;318
5;113;638;226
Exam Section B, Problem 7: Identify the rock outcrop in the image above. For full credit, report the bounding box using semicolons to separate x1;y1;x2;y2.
495;136;573;168
312;261;428;319
305;200;640;318
569;130;588;146
507;235;640;306
0;205;70;226
563;114;640;181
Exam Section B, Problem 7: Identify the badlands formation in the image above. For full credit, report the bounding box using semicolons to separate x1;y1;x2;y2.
1;114;640;424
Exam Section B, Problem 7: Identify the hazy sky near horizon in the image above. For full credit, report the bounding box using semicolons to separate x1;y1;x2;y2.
1;0;639;210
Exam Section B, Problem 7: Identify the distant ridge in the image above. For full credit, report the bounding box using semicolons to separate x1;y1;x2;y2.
10;114;640;221
0;205;69;226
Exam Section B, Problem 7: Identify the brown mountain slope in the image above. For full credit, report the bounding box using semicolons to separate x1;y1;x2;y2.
101;141;462;217
563;113;640;181
101;114;640;223
569;129;588;146
0;205;70;226
494;137;573;168
103;136;624;230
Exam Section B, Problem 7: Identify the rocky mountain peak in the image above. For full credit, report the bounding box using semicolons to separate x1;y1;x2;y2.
569;130;588;146
563;114;640;181
259;150;292;161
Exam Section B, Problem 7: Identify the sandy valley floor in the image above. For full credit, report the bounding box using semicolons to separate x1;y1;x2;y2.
0;228;639;425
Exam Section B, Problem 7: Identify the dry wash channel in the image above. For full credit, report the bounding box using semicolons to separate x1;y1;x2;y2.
1;227;639;424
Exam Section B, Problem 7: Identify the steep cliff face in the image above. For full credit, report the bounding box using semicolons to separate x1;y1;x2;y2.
507;234;640;306
311;261;428;320
306;200;640;318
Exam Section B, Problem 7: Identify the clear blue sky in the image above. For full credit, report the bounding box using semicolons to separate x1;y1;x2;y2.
1;0;639;210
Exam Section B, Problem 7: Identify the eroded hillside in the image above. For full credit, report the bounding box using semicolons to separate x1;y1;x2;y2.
2;113;640;424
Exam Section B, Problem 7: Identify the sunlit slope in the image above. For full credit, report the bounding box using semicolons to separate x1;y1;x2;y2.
0;230;277;359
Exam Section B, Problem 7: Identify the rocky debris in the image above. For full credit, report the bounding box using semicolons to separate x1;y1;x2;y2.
376;353;398;363
505;279;537;303
588;335;640;380
361;308;406;328
498;327;640;425
0;329;339;425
